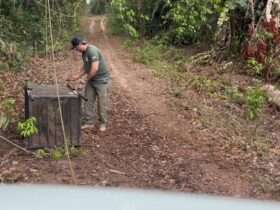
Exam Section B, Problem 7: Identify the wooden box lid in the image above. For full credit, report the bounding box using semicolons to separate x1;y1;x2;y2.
26;82;78;99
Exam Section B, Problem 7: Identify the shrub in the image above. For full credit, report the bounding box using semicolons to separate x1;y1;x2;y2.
17;117;38;138
246;88;267;120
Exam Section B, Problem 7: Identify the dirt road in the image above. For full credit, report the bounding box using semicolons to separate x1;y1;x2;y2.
88;17;252;196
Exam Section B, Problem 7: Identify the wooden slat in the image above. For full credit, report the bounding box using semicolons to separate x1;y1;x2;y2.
71;98;81;146
39;99;48;147
63;98;71;146
47;98;56;148
55;100;64;147
29;99;41;149
27;96;33;149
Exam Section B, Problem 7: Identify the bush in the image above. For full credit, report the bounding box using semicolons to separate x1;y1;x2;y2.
0;1;86;70
17;117;38;139
90;0;107;15
109;0;222;44
247;58;264;76
165;0;219;44
246;88;267;120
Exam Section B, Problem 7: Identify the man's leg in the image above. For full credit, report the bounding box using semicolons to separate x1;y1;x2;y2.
82;82;97;126
93;82;108;129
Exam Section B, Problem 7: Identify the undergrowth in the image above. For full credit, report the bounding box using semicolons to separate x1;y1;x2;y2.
123;38;269;121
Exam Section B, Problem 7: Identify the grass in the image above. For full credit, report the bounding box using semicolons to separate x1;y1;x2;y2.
124;38;269;120
126;39;187;83
125;39;237;98
245;87;267;120
35;146;87;160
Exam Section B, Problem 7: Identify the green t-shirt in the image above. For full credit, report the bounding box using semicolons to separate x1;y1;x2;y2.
82;45;109;82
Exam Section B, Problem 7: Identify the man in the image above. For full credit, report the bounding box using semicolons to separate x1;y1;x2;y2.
67;37;110;132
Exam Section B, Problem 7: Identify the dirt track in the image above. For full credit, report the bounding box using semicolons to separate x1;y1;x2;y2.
1;17;280;200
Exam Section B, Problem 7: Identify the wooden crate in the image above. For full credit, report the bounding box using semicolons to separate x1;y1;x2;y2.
25;82;81;149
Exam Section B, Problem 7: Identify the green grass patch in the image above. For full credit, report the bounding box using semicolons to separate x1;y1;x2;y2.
125;39;187;83
35;146;87;160
245;87;267;120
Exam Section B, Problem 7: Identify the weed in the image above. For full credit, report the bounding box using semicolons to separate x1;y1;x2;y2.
50;147;65;161
135;42;163;65
133;40;188;84
247;58;264;76
69;146;81;157
246;87;267;120
35;149;49;159
48;146;86;161
17;117;38;138
224;86;245;105
123;39;135;49
187;75;221;94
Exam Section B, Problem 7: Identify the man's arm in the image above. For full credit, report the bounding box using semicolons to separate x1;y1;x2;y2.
87;61;99;81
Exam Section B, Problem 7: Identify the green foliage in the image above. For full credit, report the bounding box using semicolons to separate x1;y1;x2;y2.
130;39;186;81
0;98;16;131
49;146;86;160
217;0;249;27
0;0;86;70
246;88;267;120
17;117;38;138
247;58;264;76
50;147;65;161
69;146;85;157
0;39;24;71
35;149;49;159
90;0;107;15
109;0;247;44
109;0;141;38
135;41;164;65
1;98;16;113
166;0;222;43
187;75;222;94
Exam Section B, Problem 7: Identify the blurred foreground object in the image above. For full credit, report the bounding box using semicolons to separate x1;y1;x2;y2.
0;185;280;210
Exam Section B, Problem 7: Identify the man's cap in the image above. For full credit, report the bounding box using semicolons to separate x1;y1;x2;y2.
71;37;86;49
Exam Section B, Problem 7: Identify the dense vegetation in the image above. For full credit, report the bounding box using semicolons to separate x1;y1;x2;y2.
108;0;280;81
89;0;108;15
0;0;86;70
108;0;245;43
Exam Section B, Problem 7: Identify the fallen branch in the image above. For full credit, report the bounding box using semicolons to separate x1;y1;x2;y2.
109;169;126;176
0;135;34;155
